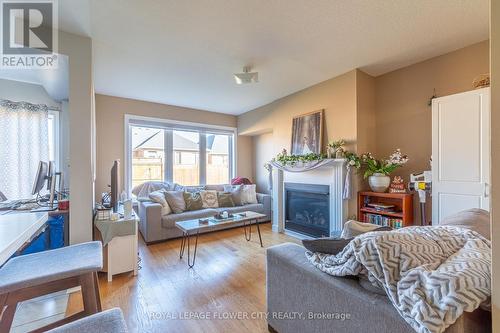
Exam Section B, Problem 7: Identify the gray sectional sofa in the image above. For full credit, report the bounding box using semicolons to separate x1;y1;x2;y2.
267;243;490;333
138;184;271;243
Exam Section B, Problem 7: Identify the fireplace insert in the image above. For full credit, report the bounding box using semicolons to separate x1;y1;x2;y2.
284;183;330;238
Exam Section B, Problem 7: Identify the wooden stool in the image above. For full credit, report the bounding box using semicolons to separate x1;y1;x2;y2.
0;241;103;332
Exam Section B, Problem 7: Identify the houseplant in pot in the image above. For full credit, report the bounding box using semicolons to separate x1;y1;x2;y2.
361;150;409;192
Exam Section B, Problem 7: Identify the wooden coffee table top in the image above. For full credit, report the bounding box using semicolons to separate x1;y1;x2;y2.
175;211;266;233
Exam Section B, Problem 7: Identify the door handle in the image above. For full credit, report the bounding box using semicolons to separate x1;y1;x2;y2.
484;183;489;198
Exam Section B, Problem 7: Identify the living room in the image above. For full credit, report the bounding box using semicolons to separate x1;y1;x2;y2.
0;1;499;333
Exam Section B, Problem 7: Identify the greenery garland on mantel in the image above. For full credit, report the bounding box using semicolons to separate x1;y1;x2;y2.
272;151;326;167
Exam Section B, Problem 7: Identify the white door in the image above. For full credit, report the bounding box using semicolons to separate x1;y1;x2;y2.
432;88;490;224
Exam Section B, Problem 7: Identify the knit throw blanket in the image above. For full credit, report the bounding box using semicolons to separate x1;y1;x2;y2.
305;226;491;333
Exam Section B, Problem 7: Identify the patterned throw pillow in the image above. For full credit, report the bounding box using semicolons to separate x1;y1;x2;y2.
183;192;203;211
164;191;186;214
217;192;235;208
200;190;219;208
149;189;172;215
223;185;244;206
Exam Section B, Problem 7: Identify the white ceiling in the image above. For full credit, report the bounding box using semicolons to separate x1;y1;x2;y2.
59;0;489;115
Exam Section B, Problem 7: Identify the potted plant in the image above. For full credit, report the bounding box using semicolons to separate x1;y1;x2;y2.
327;139;346;159
361;150;409;192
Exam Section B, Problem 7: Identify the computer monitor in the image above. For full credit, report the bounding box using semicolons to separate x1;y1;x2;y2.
32;161;48;195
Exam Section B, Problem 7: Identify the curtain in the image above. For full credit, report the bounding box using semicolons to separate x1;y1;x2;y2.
0;100;49;199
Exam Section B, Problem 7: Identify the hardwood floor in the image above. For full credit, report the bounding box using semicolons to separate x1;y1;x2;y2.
67;222;299;333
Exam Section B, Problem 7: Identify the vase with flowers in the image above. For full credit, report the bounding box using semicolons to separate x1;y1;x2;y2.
364;149;409;192
347;149;409;192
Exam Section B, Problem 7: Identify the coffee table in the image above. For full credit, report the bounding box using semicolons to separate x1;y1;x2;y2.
175;211;266;268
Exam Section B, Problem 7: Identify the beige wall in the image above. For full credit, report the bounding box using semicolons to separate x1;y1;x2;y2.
95;94;252;199
375;40;490;223
490;1;499;330
238;70;363;216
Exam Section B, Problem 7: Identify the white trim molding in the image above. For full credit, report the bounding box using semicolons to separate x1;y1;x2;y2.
272;159;348;237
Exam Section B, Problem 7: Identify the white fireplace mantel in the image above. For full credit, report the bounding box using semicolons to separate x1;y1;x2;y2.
271;159;348;237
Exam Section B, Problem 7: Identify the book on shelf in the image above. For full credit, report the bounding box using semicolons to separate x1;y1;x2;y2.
364;213;403;229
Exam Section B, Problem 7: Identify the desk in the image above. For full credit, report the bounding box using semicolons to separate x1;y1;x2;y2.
0;212;48;266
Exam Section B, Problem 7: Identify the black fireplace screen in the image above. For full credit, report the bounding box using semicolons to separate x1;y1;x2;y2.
285;183;330;238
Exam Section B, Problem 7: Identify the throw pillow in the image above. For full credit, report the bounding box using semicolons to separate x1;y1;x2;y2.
231;177;252;185
149;190;172;216
302;237;353;255
183;192;203;211
200;190;219;208
164;191;186;214
440;208;490;240
217;192;235;208
340;220;392;239
223;185;244;206
241;184;258;204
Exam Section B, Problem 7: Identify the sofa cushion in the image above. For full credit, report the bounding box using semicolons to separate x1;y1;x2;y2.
440;208;490;240
217;192;235;207
149;190;171;215
223;185;244;206
241;184;258;204
161;209;218;228
302;237;353;255
216;203;264;215
200;190;219;208
165;191;186;214
205;184;226;192
183;192;203;211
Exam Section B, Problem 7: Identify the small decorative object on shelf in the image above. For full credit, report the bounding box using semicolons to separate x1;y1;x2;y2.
389;176;407;193
358;191;413;228
327;139;346;159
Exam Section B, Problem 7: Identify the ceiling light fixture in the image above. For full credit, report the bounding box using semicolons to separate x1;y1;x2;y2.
234;66;258;85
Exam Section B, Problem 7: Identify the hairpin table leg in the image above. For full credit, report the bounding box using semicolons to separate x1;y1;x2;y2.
179;232;187;259
187;230;199;268
244;220;252;241
255;219;263;247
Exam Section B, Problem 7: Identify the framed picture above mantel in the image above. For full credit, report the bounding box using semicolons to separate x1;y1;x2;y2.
290;109;324;155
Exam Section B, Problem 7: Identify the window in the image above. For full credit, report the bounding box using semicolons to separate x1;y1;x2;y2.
0;104;60;199
131;126;165;188
173;130;199;185
126;116;235;192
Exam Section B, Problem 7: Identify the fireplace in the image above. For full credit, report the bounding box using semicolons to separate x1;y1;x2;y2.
284;183;330;238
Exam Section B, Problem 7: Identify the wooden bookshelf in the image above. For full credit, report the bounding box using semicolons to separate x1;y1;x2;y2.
358;191;413;228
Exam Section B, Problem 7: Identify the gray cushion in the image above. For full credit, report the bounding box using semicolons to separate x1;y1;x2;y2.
161;209;218;228
164;191;186;213
0;241;103;294
205;184;226;192
440;208;490;240
302;237;353;254
47;308;128;333
223;185;244;206
216;203;264;215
